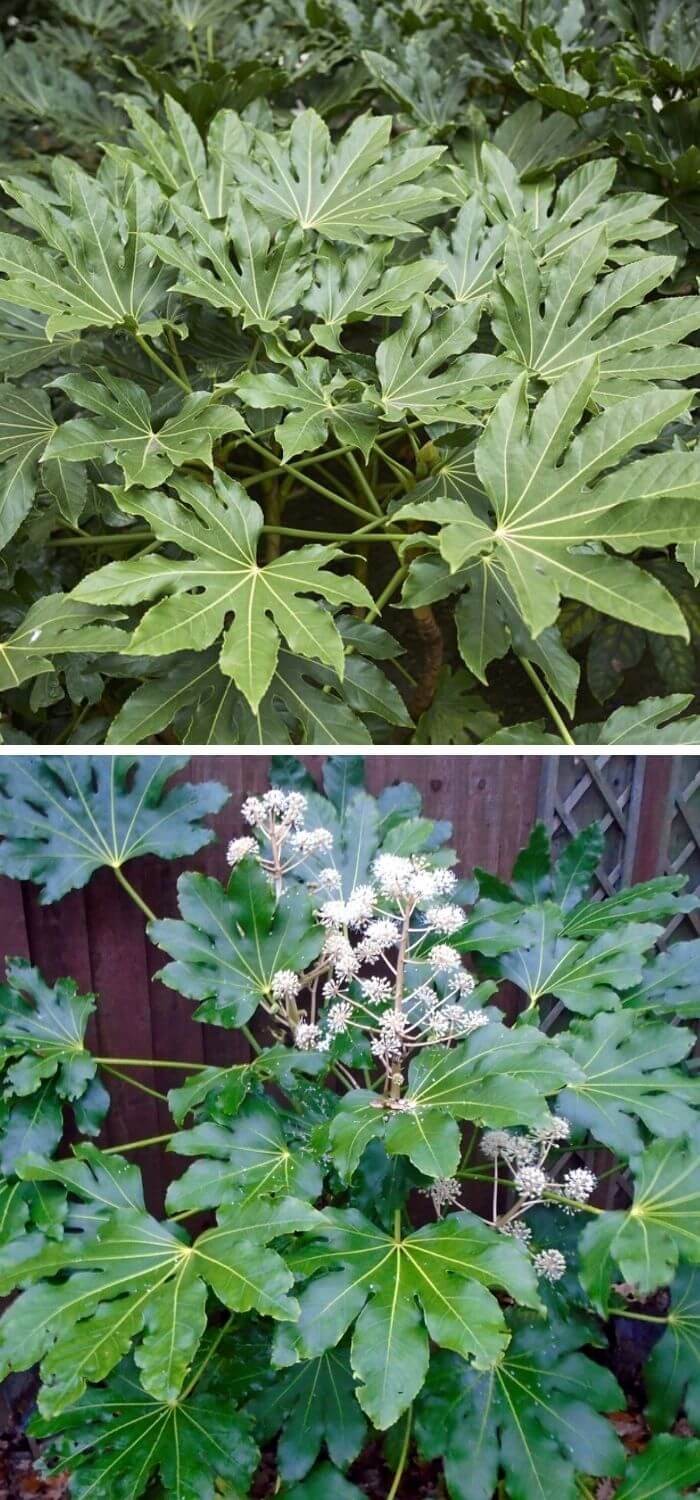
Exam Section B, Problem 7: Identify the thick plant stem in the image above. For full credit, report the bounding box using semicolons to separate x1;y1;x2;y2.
387;1405;413;1500
113;865;157;923
181;1313;235;1400
95;1056;208;1070
133;333;192;394
49;530;155;548
101;1132;175;1154
260;524;406;543
516;655;575;745
101;1064;168;1103
242;1024;262;1056
241;437;372;521
363;564;409;626
345;450;383;518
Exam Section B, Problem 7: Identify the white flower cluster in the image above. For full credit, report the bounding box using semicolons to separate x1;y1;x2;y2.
421;1176;463;1218
295;1019;329;1052
270;969;301;1003
231;792;485;1086
242;789;307;830
533;1248;567;1283
483;1118;596;1280
372;853;457;905
227;790;334;882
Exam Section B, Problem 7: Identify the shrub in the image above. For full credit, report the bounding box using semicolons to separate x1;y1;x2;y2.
0;753;698;1495
0;2;699;744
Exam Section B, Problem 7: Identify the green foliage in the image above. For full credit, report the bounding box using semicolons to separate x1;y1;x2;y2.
0;756;696;1491
0;754;229;900
415;1303;626;1500
0;959;108;1168
0;0;699;743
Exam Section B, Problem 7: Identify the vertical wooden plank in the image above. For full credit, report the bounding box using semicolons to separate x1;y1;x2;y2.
84;867;162;1209
630;757;676;883
0;877;31;961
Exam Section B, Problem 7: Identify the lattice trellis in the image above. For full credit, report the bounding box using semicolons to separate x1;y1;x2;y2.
538;755;645;895
656;757;700;944
538;755;700;945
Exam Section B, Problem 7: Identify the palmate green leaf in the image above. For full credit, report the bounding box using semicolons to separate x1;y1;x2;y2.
437;148;668;309
0;1195;322;1414
111;94;244;216
229;108;446;243
362;39;471;136
285;1465;365;1500
430;199;508;306
615;1434;700;1500
0;160;172;337
166;1098;323;1211
45;370;243;489
375;298;510;423
561;877;697;937
150;858;324;1028
328;1019;581;1180
622;939;700;1018
644;1265;700;1433
0;1088;63;1176
401;545;580;713
249;1342;366;1482
395;361;696;640
582;692;700;744
0;957;103;1114
490;227;700;401
303;241;440;353
0;383;56;545
415;1311;624;1500
278;1206;542;1429
0;302;81;380
556;1012;700;1156
474;903;661;1015
579;1136;700;1311
414;665;500;745
476;146;670;264
167;1046;327;1126
0;754;228;902
0;595;127;695
105;643;391;748
18;1143;146;1225
235;357;378;461
145;196;311;334
473;822;605;910
30;1361;260;1500
73;472;372;711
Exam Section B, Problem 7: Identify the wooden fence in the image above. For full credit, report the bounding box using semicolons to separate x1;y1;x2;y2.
0;753;696;1207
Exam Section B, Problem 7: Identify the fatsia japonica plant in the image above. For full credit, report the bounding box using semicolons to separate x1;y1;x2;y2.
0;1;699;745
0;753;698;1497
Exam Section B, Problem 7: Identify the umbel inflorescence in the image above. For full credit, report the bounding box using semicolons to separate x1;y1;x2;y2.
227;788;487;1064
226;787;595;1279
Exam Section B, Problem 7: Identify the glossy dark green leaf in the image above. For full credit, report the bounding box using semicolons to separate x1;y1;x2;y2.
0;755;228;902
644;1266;700;1434
278;1206;541;1429
150;859;324;1028
249;1343;366;1481
557;1011;699;1155
579;1137;700;1312
0;1195;323;1414
615;1434;700;1500
416;1311;624;1500
30;1361;260;1500
167;1098;323;1211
